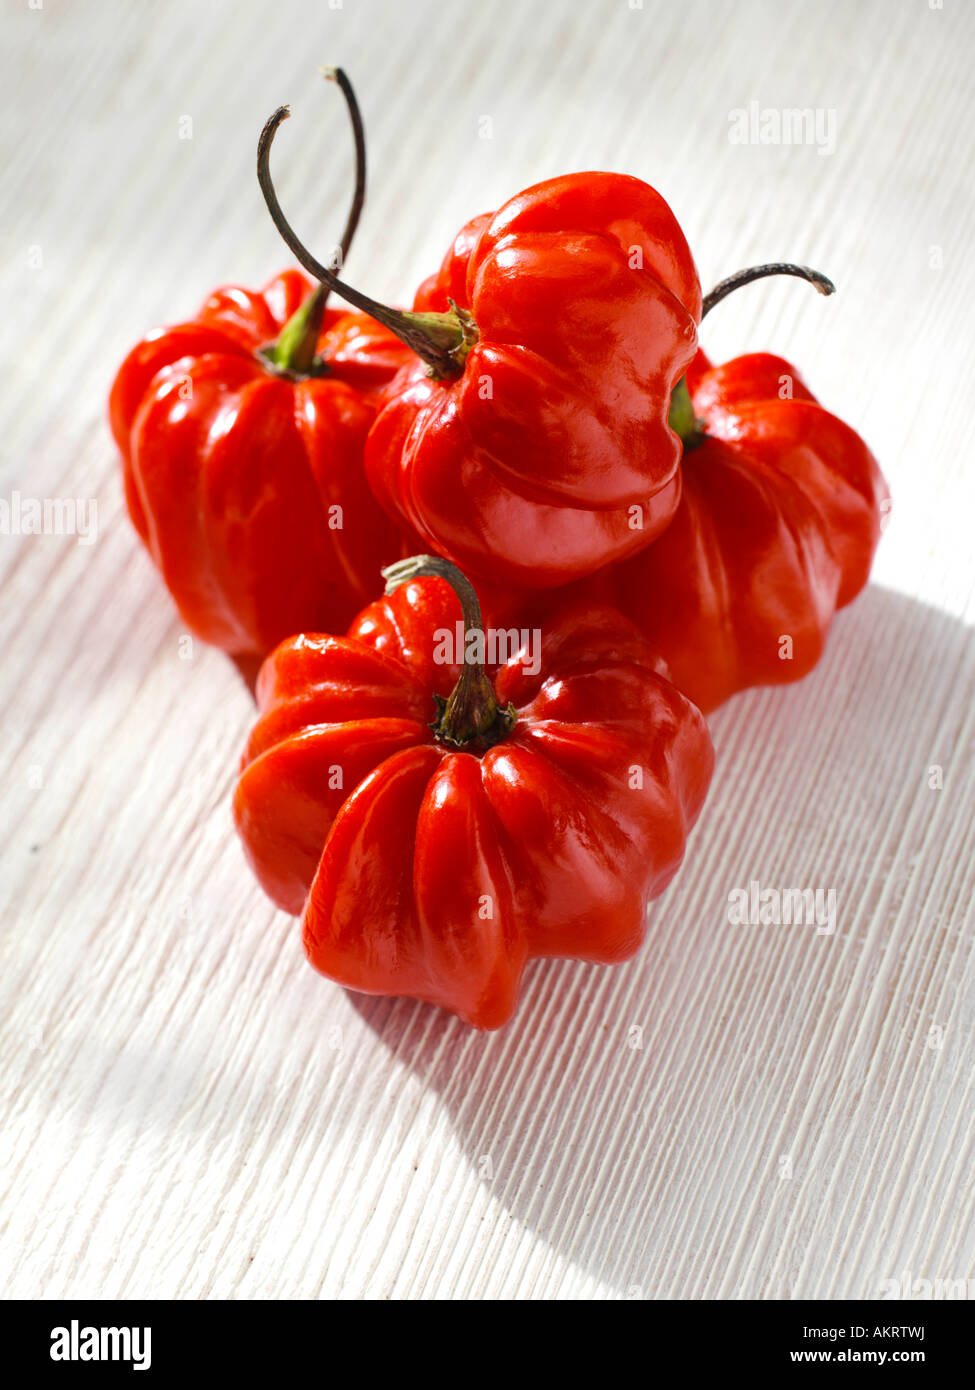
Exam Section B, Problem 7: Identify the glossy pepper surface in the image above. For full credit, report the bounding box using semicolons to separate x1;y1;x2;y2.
601;348;889;712
363;176;701;590
257;141;702;592
234;561;713;1029
109;269;413;663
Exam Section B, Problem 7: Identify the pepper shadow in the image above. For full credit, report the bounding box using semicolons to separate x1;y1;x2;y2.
342;583;975;1298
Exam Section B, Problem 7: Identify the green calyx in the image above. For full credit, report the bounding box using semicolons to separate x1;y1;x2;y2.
257;284;329;380
668;376;704;449
406;300;479;377
430;680;517;751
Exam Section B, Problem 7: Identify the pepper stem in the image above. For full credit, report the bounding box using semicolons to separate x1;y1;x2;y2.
258;105;475;379
259;284;327;378
670;260;837;447
702;262;835;318
381;555;517;750
258;67;368;379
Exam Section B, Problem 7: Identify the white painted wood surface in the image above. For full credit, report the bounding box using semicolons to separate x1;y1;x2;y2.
1;0;973;1300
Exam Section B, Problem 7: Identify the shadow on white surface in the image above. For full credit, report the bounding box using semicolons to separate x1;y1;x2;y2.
14;584;971;1300
340;583;975;1298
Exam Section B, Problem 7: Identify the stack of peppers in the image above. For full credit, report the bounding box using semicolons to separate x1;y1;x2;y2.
110;71;888;1028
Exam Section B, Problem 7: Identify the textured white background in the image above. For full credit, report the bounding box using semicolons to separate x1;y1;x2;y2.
1;0;973;1300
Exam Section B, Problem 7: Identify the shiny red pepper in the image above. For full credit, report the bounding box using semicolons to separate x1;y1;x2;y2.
257;109;702;590
234;557;714;1028
109;70;415;667
109;271;411;662
476;266;888;713
601;347;889;712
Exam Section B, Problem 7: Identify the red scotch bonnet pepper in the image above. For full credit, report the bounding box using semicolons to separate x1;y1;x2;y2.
612;348;889;712
233;556;714;1029
257;105;702;589
560;266;889;713
489;265;889;714
108;72;414;668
